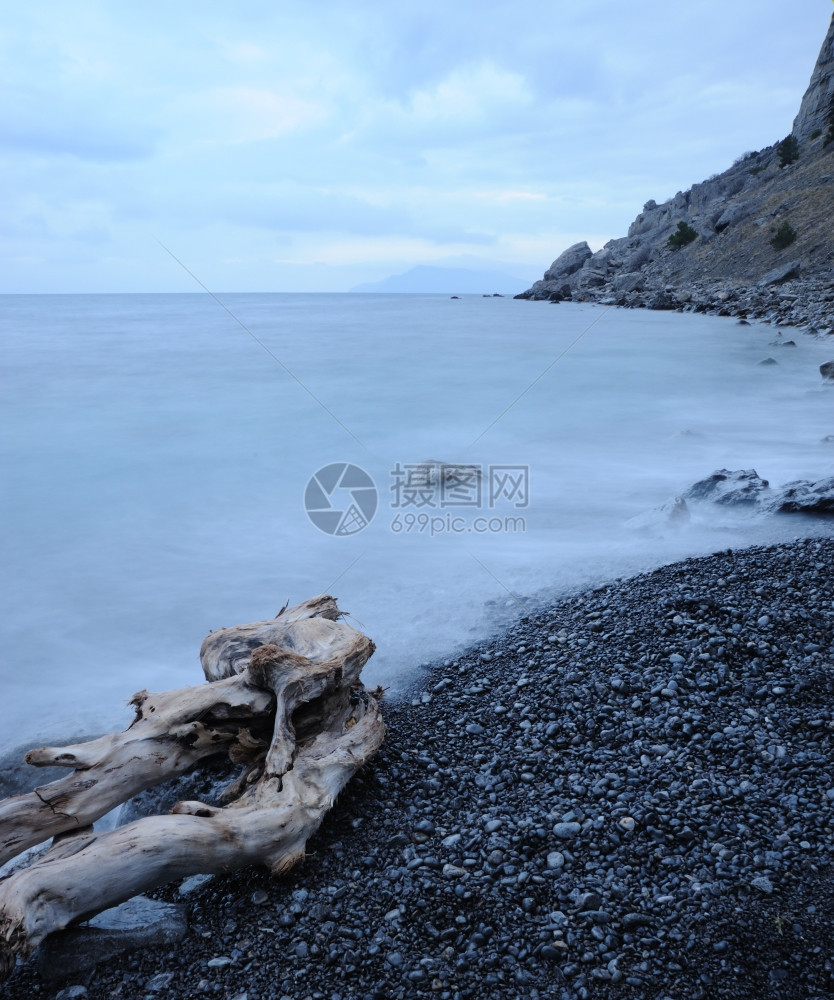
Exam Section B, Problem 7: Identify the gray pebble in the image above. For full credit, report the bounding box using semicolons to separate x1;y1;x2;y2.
553;822;581;839
145;973;174;992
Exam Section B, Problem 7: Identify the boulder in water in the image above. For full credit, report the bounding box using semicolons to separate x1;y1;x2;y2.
683;469;770;506
767;477;834;514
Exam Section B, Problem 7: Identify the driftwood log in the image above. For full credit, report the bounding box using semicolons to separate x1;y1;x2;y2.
0;597;384;981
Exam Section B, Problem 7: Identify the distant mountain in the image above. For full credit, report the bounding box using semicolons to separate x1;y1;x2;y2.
350;265;525;294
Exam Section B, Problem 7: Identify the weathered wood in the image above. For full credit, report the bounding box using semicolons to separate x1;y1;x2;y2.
199;594;351;681
0;598;384;980
0;673;274;869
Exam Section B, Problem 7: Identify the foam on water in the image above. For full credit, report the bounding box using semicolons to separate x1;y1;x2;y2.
1;293;832;750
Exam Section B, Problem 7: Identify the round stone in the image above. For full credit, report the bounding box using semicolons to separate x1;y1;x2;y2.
553;822;581;839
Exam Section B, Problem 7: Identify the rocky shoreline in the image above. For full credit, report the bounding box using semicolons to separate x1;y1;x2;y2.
518;271;833;338
5;534;834;1000
516;267;834;338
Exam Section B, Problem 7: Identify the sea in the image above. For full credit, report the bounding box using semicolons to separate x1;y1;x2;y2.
2;292;833;753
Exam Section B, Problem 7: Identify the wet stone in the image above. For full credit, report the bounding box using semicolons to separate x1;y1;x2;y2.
553;822;581;840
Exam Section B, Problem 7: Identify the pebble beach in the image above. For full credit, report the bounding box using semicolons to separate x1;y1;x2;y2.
4;534;834;1000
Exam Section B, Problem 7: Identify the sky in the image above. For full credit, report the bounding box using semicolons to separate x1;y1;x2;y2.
2;1;831;293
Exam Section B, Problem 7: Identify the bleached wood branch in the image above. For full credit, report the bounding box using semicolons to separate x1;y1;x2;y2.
0;598;384;979
0;674;274;869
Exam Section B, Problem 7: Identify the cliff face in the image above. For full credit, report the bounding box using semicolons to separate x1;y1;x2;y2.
518;14;834;330
793;13;834;142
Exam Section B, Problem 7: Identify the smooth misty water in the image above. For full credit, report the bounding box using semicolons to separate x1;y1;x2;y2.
2;293;833;751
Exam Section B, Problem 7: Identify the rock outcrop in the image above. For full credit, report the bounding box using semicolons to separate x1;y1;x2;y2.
517;15;834;332
793;14;834;142
677;468;834;517
683;469;770;508
770;477;834;515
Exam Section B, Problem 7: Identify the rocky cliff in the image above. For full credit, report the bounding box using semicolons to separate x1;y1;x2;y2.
793;12;834;142
518;14;834;332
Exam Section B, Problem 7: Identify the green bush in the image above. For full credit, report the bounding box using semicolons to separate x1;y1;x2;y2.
810;129;822;140
770;221;797;251
667;221;698;251
777;134;799;167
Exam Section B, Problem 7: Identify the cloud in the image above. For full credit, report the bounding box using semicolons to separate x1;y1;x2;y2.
408;62;531;123
1;0;832;291
173;86;329;145
215;183;415;236
285;233;497;267
472;191;549;203
1;84;158;162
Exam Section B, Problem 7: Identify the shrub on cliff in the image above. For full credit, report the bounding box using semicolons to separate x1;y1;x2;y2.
770;222;797;251
777;134;799;167
667;221;698;251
